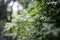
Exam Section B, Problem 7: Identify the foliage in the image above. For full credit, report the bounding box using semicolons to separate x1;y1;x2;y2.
1;0;60;40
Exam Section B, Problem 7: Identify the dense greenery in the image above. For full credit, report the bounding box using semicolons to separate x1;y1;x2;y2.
0;0;60;40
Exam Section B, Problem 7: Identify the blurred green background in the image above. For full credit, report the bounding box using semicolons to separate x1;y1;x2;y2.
0;0;60;40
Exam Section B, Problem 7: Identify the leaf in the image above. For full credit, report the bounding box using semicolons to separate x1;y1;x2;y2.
18;26;23;31
21;0;26;3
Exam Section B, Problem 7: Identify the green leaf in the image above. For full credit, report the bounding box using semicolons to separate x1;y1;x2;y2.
21;0;26;3
18;26;23;31
10;27;16;32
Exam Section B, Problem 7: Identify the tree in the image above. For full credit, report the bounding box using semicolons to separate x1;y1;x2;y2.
1;0;60;40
